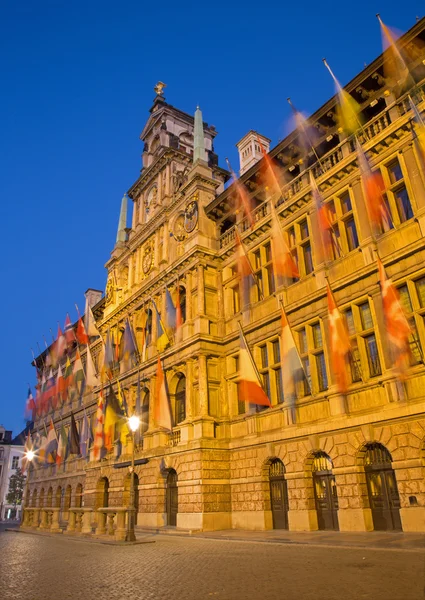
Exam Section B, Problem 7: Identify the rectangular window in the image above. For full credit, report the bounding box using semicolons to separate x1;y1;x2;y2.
381;157;414;226
345;308;356;336
394;186;414;222
396;284;423;366
312;323;323;349
349;340;362;382
303;243;313;275
365;334;382;376
315;353;328;391
11;456;19;469
252;241;275;299
415;277;425;308
231;285;240;314
345;217;359;251
359;302;373;330
300;220;309;240
299;328;307;354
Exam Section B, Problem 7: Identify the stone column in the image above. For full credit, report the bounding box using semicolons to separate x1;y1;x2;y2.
50;508;62;533
197;265;205;316
185;359;194;420
185;271;193;321
115;509;127;541
32;508;40;528
80;508;93;534
333;467;373;531
66;510;76;533
96;511;107;535
38;509;48;530
198;354;209;417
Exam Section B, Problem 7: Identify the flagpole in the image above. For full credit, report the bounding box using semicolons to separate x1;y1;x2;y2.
287;98;325;173
234;227;265;302
237;321;268;393
278;298;312;394
322;58;370;142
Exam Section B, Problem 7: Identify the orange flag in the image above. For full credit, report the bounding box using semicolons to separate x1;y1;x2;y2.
377;256;412;374
356;140;392;233
270;207;299;286
326;282;351;393
238;324;271;407
226;159;255;228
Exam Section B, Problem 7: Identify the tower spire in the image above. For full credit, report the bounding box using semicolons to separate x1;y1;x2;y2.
193;105;207;163
116;193;128;244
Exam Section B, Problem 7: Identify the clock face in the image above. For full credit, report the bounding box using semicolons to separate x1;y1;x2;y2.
142;245;153;274
173;214;186;242
184;200;198;233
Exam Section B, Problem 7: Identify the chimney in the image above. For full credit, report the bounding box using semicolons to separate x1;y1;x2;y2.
84;289;103;312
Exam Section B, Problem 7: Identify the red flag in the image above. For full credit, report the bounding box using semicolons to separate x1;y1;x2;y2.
155;356;172;430
56;324;67;359
310;172;339;263
76;317;89;345
356;140;391;232
270;208;299;285
377;257;412;374
326;282;351;393
64;314;76;345
56;363;65;406
257;139;285;200
235;228;254;307
226;160;255;228
238;325;271;407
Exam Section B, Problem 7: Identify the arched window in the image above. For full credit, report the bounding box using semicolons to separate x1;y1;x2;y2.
55;486;62;508
46;487;53;508
75;483;83;508
64;486;72;511
141;389;150;434
95;477;109;509
39;488;45;509
175;376;186;424
32;489;37;508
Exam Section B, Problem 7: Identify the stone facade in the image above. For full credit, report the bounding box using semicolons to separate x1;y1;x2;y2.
28;18;425;534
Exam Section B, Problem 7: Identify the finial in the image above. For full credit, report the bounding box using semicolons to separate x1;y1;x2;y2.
193;105;206;164
116;193;128;244
154;81;167;96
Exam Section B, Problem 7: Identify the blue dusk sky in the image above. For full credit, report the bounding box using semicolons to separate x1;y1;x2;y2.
0;1;423;435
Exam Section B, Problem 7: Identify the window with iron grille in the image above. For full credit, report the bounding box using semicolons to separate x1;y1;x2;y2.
296;322;327;395
256;339;283;409
343;300;382;379
378;156;414;230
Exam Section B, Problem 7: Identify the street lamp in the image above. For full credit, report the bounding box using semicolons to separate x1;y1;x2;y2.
126;415;140;542
21;450;35;524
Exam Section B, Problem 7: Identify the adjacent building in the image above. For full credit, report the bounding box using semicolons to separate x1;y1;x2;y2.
28;17;425;533
0;424;29;520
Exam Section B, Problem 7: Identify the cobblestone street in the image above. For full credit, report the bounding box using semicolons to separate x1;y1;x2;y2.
0;531;424;600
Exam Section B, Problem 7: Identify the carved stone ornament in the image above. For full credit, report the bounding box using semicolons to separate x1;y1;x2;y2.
172;165;188;194
173;213;186;242
184;200;198;233
105;277;115;305
142;243;154;275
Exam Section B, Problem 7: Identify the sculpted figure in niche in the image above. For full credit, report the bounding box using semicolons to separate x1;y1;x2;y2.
172;165;188;194
105;278;115;304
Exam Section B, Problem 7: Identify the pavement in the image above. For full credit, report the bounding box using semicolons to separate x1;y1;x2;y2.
1;528;425;600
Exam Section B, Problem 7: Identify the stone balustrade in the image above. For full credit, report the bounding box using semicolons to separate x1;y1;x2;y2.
96;507;130;541
65;507;93;535
21;505;134;542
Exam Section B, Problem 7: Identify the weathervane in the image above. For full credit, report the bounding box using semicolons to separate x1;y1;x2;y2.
154;81;167;96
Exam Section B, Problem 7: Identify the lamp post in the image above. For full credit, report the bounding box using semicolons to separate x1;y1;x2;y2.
126;415;140;542
21;450;35;524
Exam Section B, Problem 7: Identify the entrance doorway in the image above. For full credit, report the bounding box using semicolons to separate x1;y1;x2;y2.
269;459;289;529
312;452;339;531
364;443;402;531
166;470;178;526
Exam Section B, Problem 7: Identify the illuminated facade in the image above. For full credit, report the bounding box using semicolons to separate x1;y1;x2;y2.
28;18;425;533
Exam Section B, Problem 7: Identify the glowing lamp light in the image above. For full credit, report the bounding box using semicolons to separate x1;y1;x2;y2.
128;415;141;433
26;450;35;462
